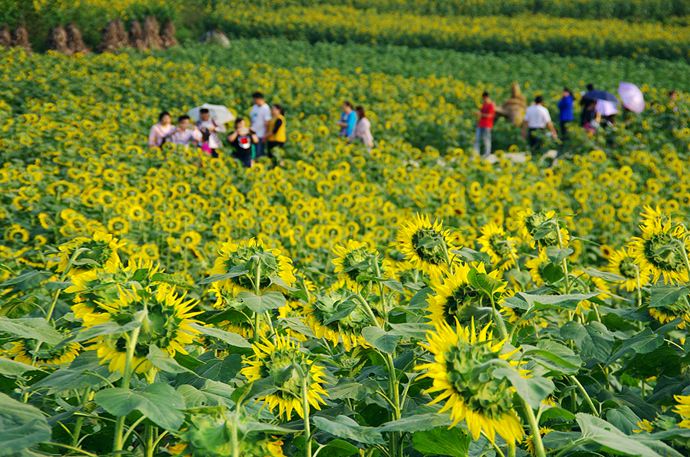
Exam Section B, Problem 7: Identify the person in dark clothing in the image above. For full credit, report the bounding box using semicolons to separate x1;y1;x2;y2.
557;87;575;139
581;99;598;136
228;117;258;168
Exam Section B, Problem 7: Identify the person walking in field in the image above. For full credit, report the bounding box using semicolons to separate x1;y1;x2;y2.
348;106;374;150
473;91;495;156
148;111;175;147
169;115;202;146
557;87;574;139
337;101;357;138
228;117;258;168
250;92;272;159
267;104;287;164
522;95;558;151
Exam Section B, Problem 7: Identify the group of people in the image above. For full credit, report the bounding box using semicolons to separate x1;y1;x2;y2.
148;93;375;167
473;83;622;156
148;92;286;167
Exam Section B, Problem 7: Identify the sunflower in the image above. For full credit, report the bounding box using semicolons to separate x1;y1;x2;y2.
630;206;690;284
178;411;287;457
304;280;375;351
331;240;381;289
416;319;525;445
427;263;505;326
5;339;81;368
90;284;201;376
241;334;328;420
517;209;569;249
607;247;651;292
477;223;518;271
674;395;690;429
56;231;123;278
648;295;690;329
397;214;454;279
210;239;296;295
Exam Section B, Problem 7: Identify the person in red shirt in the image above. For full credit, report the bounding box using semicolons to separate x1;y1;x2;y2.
474;91;495;157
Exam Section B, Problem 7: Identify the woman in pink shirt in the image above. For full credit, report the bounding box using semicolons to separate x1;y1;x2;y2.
148;111;175;148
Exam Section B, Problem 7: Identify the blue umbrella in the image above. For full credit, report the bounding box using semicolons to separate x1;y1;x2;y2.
584;90;618;104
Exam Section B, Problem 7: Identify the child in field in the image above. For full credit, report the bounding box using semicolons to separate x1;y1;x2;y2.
228;117;258;168
196;108;225;158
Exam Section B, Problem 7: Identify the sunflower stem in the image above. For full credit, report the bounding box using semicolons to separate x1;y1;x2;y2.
678;240;690;281
490;294;509;340
302;371;312;457
569;375;598;416
113;311;144;453
555;220;571;293
522;399;546;457
253;260;262;342
634;266;643;308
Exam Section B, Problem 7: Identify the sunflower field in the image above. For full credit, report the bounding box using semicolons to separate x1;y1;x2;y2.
1;2;690;456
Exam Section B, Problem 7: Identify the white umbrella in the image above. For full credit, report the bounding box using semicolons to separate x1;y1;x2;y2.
595;99;618;117
618;82;645;113
188;103;235;125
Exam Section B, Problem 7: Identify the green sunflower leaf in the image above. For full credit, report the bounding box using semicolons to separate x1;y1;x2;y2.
576;413;665;457
0;356;41;377
94;383;185;431
411;426;470;457
494;364;555;409
190;323;251;348
237;291;286;313
312;415;385;445
0;317;64;345
0;392;51;456
649;285;689;309
362;326;400;354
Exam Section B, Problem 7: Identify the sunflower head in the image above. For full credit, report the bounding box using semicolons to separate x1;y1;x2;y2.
607;247;651;292
632;210;689;283
241;334;327;420
89;284;201;376
428;263;505;326
5;338;81;368
305;280;375;351
518;209;568;249
178;411;287;457
416;319;525;445
332;240;381;289
478;223;518;271
674;395;690;429
211;239;296;295
57;231;123;277
397;214;454;279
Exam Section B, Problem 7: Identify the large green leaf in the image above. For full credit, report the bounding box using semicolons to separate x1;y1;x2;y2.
0;317;63;345
95;383;185;430
561;321;613;362
523;340;582;375
237;291;286;313
649;285;689;309
362;326;400;354
190;323;251;348
147;345;193;374
0;356;40;377
607;327;662;364
576;413;662;457
493;364;554;409
0;270;52;292
312;415;384;445
379;412;451;432
0;392;51;456
511;292;599;311
412;426;470;457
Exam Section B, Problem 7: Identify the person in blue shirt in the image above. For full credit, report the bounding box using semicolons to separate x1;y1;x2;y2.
558;87;575;139
337;101;357;138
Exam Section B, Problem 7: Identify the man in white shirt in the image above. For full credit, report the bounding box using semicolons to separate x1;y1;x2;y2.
522;95;558;151
250;91;272;158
